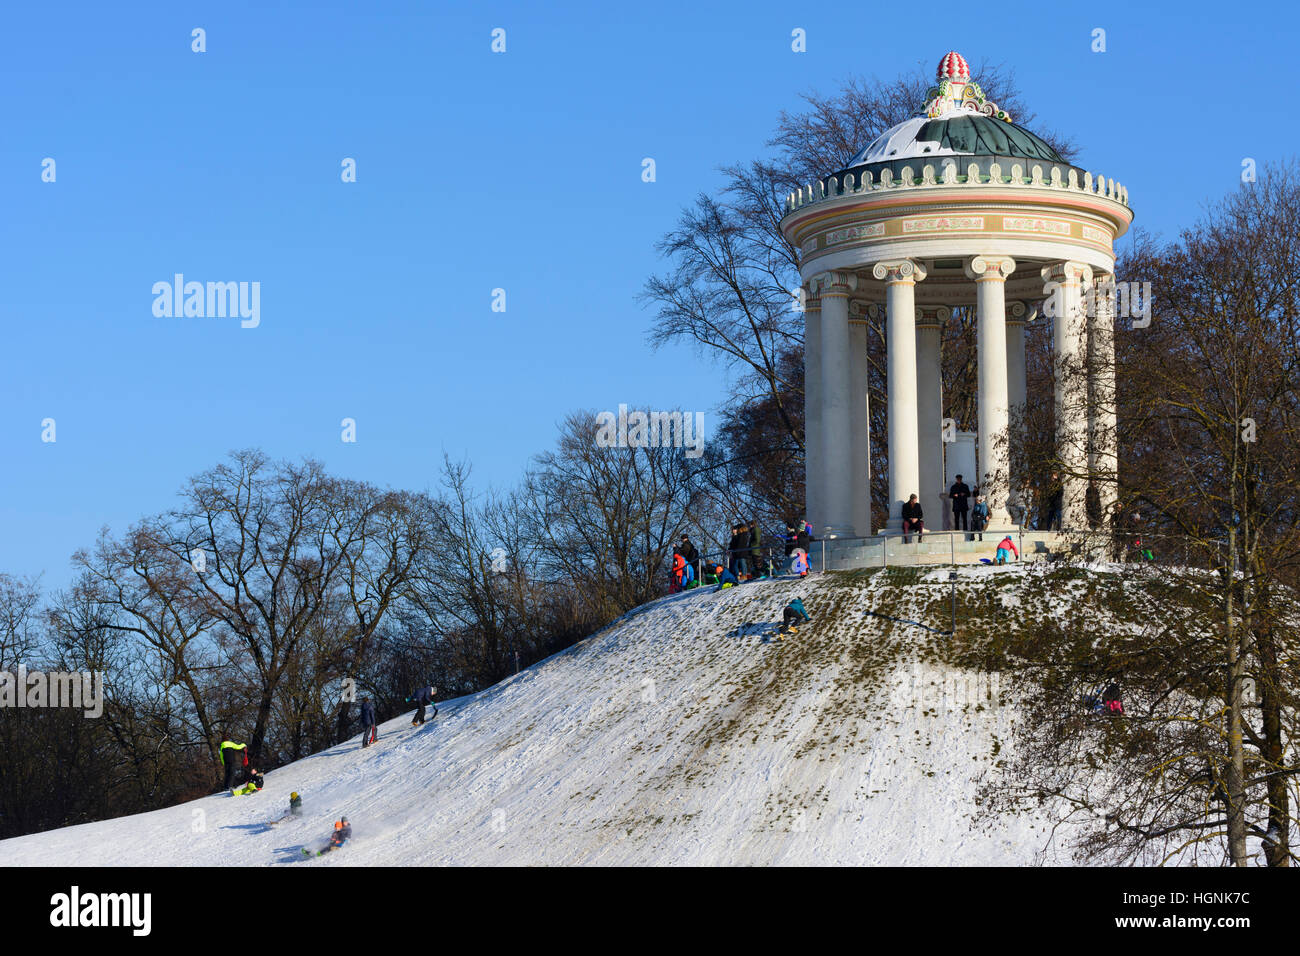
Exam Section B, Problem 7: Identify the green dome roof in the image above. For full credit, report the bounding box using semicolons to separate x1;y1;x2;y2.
847;112;1065;167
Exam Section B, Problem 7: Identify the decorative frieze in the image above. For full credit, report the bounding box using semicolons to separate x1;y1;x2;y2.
825;223;885;245
1002;216;1071;236
903;216;985;234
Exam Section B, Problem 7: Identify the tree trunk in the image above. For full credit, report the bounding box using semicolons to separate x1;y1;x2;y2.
1224;526;1248;866
1253;584;1289;866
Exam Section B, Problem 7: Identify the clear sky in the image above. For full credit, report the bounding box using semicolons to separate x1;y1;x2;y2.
1;0;1294;590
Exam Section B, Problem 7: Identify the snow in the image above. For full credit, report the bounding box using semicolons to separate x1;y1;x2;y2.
3;572;1078;866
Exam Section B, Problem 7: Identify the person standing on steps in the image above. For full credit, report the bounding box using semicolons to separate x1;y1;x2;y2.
1085;482;1102;531
407;685;438;725
219;737;248;791
748;520;764;579
1043;472;1064;532
970;494;990;543
949;475;971;533
359;697;378;747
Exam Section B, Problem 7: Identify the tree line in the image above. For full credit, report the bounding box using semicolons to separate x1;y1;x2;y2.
0;416;709;839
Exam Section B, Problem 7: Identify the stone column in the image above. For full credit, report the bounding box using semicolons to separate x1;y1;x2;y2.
1088;273;1118;524
1042;260;1093;530
872;259;926;531
815;271;858;538
916;305;948;534
965;255;1016;529
803;288;823;537
849;301;872;537
1005;300;1028;522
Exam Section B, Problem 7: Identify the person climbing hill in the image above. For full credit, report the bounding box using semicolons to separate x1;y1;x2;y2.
359;697;378;747
407;685;438;726
994;534;1019;565
219;738;248;791
714;564;739;592
777;598;812;637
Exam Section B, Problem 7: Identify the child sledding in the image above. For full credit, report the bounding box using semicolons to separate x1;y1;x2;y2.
268;791;303;825
303;817;352;857
232;769;265;796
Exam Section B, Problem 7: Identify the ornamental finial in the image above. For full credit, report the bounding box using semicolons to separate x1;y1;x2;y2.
922;52;1013;123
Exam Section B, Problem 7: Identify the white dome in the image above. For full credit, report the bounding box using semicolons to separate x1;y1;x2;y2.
844;108;1065;168
851;114;962;165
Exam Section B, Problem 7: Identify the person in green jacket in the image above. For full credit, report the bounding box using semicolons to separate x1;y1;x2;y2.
219;739;248;790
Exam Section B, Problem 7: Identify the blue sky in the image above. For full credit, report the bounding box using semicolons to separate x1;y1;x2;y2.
1;0;1294;589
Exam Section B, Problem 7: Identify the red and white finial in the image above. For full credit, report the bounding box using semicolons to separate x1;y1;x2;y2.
936;51;970;83
923;51;1013;122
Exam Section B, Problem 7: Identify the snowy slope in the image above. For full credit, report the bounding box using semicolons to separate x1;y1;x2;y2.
5;567;1079;866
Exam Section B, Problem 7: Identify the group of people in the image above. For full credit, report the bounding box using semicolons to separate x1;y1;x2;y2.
897;476;992;545
898;481;1018;564
726;521;766;580
945;475;991;541
219;738;265;796
217;684;438;804
670;534;701;592
671;520;818;593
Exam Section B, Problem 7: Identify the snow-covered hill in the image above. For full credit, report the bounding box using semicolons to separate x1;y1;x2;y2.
5;565;1133;865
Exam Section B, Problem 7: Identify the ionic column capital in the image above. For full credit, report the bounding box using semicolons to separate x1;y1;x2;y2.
871;259;927;285
1040;260;1093;288
915;304;952;329
803;293;822;313
1006;300;1028;326
810;270;858;298
847;299;872;324
964;255;1017;282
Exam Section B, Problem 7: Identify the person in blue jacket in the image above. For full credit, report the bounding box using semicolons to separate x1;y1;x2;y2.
714;564;740;592
778;598;812;635
359;697;378;747
406;685;438;726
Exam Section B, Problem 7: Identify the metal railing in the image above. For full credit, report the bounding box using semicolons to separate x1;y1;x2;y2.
672;526;1219;586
